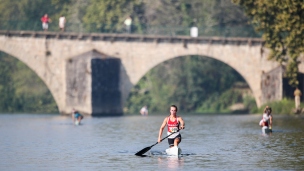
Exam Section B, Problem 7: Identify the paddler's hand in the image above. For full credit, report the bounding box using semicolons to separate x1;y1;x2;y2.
157;138;162;143
180;125;185;129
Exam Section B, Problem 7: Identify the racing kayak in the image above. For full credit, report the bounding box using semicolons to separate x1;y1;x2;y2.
165;146;182;156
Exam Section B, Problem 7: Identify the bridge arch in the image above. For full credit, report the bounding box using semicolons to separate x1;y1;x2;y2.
127;54;253;112
0;50;58;112
126;43;278;109
134;52;258;93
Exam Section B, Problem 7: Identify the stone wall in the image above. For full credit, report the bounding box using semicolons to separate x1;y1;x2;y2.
261;66;284;105
66;50;122;115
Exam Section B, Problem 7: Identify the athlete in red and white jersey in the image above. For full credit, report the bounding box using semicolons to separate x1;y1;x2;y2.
158;105;185;147
259;106;273;129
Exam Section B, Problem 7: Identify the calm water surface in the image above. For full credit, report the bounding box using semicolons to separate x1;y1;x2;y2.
0;114;304;171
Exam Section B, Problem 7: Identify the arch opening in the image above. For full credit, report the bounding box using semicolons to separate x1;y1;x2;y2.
0;51;58;113
125;55;257;114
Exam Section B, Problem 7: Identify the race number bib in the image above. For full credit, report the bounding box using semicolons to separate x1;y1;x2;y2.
170;127;178;133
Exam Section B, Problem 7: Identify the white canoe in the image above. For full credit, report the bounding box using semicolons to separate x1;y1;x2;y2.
262;126;272;134
165;146;182;156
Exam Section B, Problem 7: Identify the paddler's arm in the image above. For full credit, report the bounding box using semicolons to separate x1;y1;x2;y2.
179;116;185;129
269;115;273;129
158;117;168;143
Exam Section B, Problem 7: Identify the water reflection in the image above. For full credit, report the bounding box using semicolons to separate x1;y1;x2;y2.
158;156;184;170
261;129;272;136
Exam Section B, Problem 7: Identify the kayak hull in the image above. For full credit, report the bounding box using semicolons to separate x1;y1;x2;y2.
165;146;182;156
262;126;272;134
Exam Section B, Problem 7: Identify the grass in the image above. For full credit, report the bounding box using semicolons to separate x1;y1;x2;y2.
256;98;300;115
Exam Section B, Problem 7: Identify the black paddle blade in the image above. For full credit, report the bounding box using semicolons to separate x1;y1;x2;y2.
135;146;151;156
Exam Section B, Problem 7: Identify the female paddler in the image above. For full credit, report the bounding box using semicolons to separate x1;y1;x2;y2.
157;105;185;148
259;106;273;130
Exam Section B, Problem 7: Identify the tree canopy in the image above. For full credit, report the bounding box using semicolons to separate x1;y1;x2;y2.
82;0;146;33
233;0;304;87
0;0;256;36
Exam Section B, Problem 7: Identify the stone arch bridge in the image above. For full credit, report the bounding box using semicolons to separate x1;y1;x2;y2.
0;30;298;115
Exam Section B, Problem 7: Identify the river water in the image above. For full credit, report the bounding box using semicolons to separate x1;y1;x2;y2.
0;114;303;171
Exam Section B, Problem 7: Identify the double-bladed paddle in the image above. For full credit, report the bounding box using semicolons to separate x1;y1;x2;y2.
135;131;179;156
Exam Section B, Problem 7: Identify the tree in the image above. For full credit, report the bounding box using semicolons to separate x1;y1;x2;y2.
0;0;71;31
143;0;254;36
232;0;304;87
83;0;145;33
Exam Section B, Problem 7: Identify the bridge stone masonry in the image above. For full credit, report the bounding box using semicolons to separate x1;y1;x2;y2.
0;30;301;115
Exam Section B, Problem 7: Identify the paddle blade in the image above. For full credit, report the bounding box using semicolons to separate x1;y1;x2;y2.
135;146;151;156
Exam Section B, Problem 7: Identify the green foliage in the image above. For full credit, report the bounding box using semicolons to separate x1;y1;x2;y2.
195;89;257;114
243;95;258;113
257;98;296;115
0;57;15;112
0;52;58;113
0;0;258;37
83;0;145;33
144;0;251;27
196;89;243;113
0;0;71;31
126;56;251;114
232;0;304;87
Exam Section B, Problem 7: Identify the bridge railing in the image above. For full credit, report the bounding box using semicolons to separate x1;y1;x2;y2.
0;20;261;38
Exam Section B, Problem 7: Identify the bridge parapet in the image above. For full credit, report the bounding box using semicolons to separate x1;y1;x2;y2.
0;30;263;45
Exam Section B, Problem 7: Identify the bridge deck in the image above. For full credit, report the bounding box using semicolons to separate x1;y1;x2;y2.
0;30;263;45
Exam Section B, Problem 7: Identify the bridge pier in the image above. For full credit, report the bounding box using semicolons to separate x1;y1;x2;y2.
65;50;123;115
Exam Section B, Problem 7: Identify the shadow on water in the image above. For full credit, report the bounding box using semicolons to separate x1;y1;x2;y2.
134;150;194;157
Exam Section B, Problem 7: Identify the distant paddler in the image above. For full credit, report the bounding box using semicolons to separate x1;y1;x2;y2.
157;105;185;154
259;106;273;134
72;108;84;125
140;105;148;116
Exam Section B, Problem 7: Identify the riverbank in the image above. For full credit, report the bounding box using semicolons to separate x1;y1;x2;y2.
254;98;303;115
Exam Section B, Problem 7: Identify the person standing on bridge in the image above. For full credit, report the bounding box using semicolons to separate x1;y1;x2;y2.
158;105;185;148
59;15;66;32
124;16;132;33
41;14;51;31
